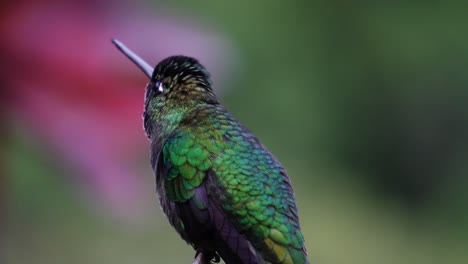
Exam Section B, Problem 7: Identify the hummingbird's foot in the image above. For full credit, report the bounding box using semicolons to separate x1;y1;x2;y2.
212;253;220;263
192;251;203;264
192;250;219;264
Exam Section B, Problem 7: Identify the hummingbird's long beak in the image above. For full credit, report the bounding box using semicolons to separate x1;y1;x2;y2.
112;38;154;79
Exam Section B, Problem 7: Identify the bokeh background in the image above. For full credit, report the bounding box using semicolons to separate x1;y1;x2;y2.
3;1;468;263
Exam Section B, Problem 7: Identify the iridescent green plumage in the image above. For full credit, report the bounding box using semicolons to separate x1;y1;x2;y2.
112;39;309;264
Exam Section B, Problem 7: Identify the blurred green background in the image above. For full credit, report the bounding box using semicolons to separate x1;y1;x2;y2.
3;1;468;263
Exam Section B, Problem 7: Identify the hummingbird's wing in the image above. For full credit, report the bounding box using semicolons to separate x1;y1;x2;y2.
158;106;309;264
157;126;263;263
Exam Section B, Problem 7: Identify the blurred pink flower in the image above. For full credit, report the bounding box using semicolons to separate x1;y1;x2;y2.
1;0;235;220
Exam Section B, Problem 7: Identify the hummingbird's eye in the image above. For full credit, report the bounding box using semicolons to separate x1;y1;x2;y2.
154;81;165;94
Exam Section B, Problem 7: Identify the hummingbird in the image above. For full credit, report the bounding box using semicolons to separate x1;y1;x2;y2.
112;39;309;264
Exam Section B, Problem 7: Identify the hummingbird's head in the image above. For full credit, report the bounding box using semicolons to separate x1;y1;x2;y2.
147;55;218;107
112;39;218;137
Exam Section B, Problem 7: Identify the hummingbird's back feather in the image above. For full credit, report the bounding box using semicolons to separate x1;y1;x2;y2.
153;117;264;263
153;105;309;264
